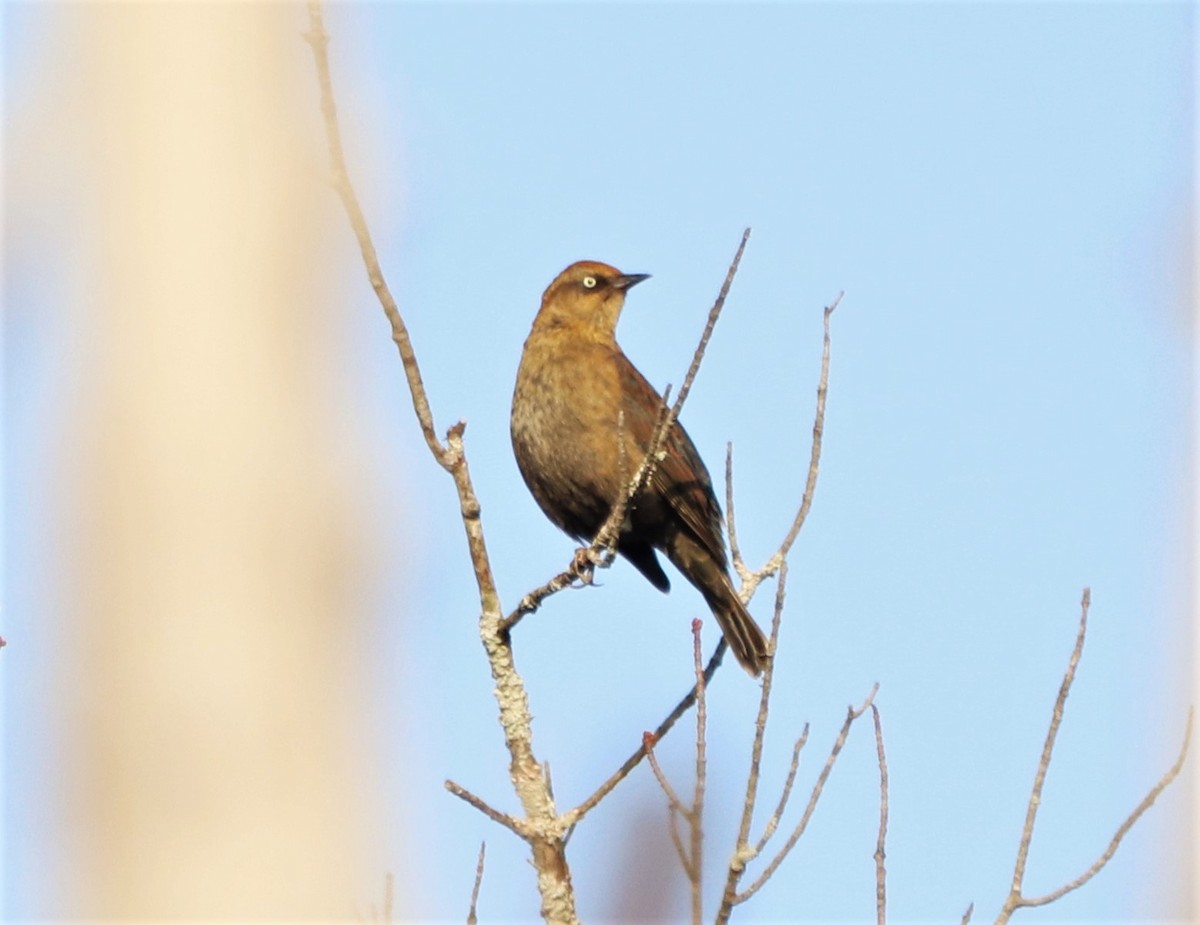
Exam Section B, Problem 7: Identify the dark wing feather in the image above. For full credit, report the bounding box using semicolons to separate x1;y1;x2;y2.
614;352;729;568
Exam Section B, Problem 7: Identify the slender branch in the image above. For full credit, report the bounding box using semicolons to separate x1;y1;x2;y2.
1004;589;1092;907
668;806;694;882
737;684;880;902
995;589;1193;923
672;228;751;414
564;642;727;827
303;3;446;464
644;732;688;815
644;621;713;924
1018;707;1192;909
689;619;708;925
724;443;745;574
729;564;789;864
305;7;576;921
740;292;841;594
753;727;810;857
716;564;791;924
871;704;889;925
465;842;487;925
444;780;523;835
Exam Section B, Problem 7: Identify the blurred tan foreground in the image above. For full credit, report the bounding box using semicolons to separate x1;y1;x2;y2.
11;4;387;918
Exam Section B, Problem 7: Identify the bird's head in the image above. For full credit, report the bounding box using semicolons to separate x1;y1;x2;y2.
535;260;650;339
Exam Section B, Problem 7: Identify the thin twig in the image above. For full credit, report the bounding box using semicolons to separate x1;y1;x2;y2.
564;642;728;827
716;564;791;924
871;704;889;925
668;807;694;882
644;733;696;882
444;780;523;835
1004;589;1092;907
466;843;486;925
725;443;745;574
689;619;708;925
753;726;810;857
995;589;1193;922
303;3;446;465
1017;707;1192;909
740;292;842;593
737;684;880;902
644;732;688;814
730;564;789;864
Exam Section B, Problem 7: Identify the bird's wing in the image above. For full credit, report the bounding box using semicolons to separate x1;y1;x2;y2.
614;350;729;569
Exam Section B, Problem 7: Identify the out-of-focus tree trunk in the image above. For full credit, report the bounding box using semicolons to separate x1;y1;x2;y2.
13;5;385;918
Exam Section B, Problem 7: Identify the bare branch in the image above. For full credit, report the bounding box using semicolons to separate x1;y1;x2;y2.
729;564;790;872
644;732;688;815
689;619;709;924
444;780;523;835
1018;707;1192;909
668;806;694;882
565;641;728;827
303;2;446;465
872;704;889;925
993;589;1193;923
716;564;791;924
753;727;810;857
1004;589;1092;907
306;7;577;920
724;443;746;575
742;292;842;598
466;843;486;925
737;684;880;902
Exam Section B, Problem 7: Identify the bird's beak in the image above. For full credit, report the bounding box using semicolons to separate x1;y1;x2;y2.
614;273;650;291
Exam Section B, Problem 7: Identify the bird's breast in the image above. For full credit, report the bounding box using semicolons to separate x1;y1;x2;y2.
510;336;627;535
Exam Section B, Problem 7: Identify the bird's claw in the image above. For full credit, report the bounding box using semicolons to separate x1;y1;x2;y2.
571;547;598;585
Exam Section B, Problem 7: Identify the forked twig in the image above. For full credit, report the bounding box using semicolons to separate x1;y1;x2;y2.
737;684;880;902
644;620;711;924
736;292;842;594
752;726;810;856
565;641;728;827
995;588;1193;923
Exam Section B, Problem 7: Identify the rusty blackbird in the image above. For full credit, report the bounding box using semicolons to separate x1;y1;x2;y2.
510;260;769;675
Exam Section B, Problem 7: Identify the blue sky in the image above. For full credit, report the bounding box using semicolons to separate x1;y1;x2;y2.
5;2;1195;923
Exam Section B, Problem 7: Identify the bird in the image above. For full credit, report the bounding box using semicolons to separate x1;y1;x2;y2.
510;260;770;676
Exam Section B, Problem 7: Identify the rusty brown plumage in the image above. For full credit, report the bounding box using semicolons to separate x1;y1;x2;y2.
510;260;769;676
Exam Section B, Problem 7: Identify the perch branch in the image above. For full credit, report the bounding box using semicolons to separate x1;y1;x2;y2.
305;5;576;921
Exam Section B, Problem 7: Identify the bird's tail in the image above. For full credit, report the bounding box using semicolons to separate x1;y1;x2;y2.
664;532;770;676
707;581;770;677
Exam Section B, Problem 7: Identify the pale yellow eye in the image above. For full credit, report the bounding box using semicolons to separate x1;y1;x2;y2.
582;276;598;289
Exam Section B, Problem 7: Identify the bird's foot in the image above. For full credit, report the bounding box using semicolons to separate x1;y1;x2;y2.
571;546;603;585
